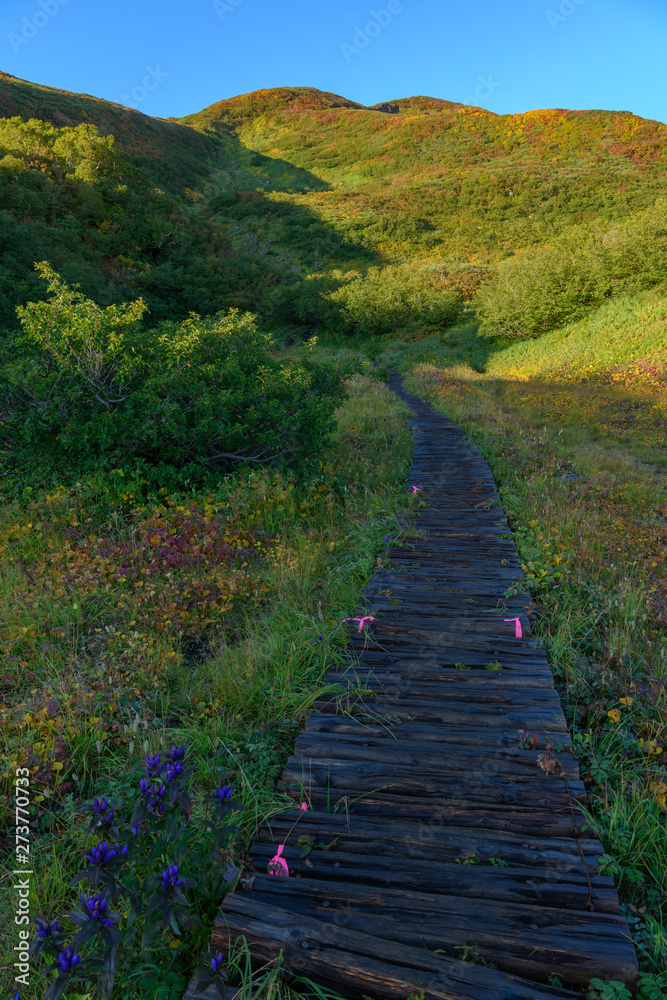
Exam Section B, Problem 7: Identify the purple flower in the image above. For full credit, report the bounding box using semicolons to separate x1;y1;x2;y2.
210;952;225;973
169;744;187;763
159;865;183;891
36;918;59;939
141;782;167;815
85;895;113;928
86;841;128;868
165;761;183;783
97;807;114;830
131;823;142;836
57;947;81;974
145;753;161;776
215;785;233;801
93;797;109;815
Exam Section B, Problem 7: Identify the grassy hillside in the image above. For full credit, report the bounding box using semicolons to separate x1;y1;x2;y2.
2;75;667;339
178;88;667;267
484;285;667;387
0;73;666;1000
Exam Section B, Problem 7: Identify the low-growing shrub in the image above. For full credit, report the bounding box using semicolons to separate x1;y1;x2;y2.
0;264;353;488
475;198;667;339
326;264;463;336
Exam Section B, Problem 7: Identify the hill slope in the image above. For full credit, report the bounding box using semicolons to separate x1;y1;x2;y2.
177;86;667;269
1;74;666;336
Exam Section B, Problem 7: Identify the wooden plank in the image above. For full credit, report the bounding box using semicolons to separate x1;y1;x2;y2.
282;756;585;809
314;695;570;732
256;812;605;871
324;675;561;701
247;844;620;913
304;713;573;749
244;877;639;988
292;731;580;780
323;666;556;689
290;789;587;838
214;896;580;1000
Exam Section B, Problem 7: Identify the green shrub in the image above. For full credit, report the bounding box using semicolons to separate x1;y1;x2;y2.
475;199;667;339
327;264;462;336
0;263;350;486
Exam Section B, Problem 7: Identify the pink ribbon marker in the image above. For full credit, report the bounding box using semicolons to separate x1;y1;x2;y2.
504;617;523;638
268;844;289;876
345;616;375;632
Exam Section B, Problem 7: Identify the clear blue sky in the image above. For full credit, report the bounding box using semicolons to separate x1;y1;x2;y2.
2;0;666;124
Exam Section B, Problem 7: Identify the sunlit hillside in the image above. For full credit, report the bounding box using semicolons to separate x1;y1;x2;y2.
177;85;667;266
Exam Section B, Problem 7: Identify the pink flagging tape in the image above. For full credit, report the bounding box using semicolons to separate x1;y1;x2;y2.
504;617;523;638
344;616;376;632
268;844;289;876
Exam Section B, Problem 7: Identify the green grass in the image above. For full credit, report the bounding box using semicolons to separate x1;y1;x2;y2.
483;284;667;385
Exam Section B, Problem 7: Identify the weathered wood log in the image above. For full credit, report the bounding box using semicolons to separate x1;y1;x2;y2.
243;876;639;988
292;731;580;780
304;713;573;749
282;756;585;809
313;695;570;732
255;811;605;871
213;896;580;1000
246;844;620;913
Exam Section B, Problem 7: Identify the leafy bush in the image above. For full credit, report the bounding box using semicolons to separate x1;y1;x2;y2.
475;199;667;339
326;265;462;335
0;264;351;486
0;118;284;328
266;264;463;337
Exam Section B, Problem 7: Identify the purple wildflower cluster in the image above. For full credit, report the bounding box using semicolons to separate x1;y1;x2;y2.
36;919;59;939
86;841;128;868
159;865;183;891
92;796;115;830
57;947;81;973
85;894;113;928
140;779;167;816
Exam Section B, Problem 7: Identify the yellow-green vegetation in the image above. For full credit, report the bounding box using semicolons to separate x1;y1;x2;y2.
475;202;667;339
0;351;417;1000
3;75;667;343
1;74;667;999
372;286;667;995
482;284;667;386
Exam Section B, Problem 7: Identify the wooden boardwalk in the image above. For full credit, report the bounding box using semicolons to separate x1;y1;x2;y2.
187;368;638;999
